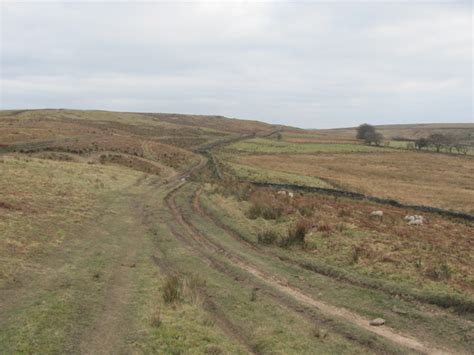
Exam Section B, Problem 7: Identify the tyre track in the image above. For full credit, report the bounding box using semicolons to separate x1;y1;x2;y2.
167;183;453;355
163;183;260;354
165;185;388;353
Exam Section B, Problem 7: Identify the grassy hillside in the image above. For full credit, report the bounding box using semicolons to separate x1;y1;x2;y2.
1;109;473;354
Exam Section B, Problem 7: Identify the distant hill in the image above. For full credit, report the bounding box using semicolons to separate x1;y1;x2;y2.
0;109;299;149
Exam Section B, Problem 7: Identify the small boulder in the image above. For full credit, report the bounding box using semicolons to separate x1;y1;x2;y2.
369;318;385;326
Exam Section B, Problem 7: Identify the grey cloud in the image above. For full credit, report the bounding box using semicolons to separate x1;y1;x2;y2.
1;1;472;128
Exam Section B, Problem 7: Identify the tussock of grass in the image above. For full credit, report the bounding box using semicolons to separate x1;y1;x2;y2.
162;275;181;303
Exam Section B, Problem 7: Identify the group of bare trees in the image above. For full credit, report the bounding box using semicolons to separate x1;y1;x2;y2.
357;124;469;154
413;133;468;154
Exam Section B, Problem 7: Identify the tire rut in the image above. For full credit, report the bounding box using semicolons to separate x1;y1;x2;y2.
136;198;257;355
167;183;454;355
79;201;143;355
166;185;397;353
163;184;260;354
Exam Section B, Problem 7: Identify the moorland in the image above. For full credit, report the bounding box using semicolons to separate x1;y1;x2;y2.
1;109;473;354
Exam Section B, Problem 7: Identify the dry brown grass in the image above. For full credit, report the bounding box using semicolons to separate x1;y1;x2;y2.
0;156;142;285
206;184;474;296
237;152;474;213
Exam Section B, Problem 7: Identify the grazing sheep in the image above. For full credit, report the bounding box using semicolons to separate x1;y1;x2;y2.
370;210;384;217
405;215;424;225
277;190;287;196
288;192;294;198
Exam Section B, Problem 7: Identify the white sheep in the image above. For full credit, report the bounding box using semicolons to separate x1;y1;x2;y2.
370;210;384;217
288;192;294;198
405;215;424;225
277;190;287;196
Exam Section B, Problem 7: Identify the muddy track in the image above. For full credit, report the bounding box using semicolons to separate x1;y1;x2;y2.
166;182;454;354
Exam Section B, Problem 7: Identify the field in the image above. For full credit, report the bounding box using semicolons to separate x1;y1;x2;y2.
233;151;474;213
225;137;389;154
1;110;473;354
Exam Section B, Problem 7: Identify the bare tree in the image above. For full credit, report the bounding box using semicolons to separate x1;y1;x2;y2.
455;144;469;155
356;124;383;145
414;138;429;150
428;133;448;153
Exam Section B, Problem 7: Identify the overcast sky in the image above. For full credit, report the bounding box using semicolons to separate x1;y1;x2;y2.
0;1;472;128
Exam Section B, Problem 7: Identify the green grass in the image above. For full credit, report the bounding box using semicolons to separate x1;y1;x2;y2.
222;160;333;188
225;138;389;154
169;184;391;354
194;188;467;352
200;187;474;308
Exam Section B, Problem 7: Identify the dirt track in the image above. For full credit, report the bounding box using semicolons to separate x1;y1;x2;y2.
165;178;454;354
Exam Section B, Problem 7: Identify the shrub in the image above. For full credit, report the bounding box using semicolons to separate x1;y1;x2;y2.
337;209;351;218
312;326;328;339
250;287;259;302
162;275;180;303
317;223;332;232
335;223;346;232
247;202;283;220
424;263;452;281
257;229;279;245
182;275;204;306
279;218;312;247
348;246;362;265
205;345;224;354
297;204;314;217
150;311;162;327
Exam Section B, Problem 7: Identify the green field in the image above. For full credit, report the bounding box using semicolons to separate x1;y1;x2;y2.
225;138;390;154
221;160;333;188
